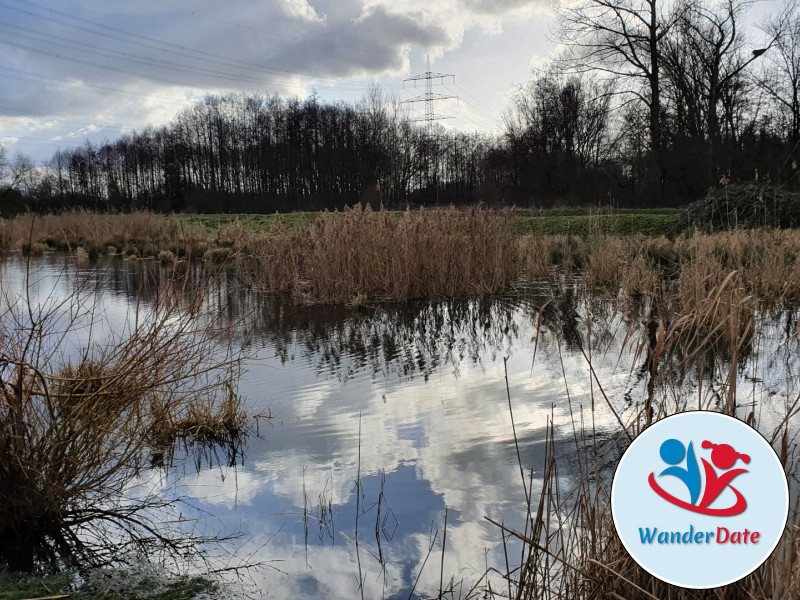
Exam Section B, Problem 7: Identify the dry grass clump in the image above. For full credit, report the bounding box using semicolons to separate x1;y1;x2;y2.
233;205;519;303
202;247;233;264
519;230;800;312
21;241;48;256
584;237;625;290
621;254;660;299
157;249;176;265
4;211;209;259
300;205;519;302
548;235;588;270
519;236;554;279
676;230;800;305
0;265;242;571
231;220;301;294
148;387;246;447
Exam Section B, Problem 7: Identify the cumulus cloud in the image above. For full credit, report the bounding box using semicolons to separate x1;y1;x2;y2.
460;0;550;15
0;0;549;160
282;0;325;22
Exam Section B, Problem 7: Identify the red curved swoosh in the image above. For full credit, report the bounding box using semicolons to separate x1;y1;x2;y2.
648;473;747;516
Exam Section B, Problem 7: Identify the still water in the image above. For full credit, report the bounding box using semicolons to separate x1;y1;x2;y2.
1;256;798;598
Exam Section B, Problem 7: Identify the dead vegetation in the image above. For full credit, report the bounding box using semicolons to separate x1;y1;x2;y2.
481;273;800;600
3;209;800;309
0;259;247;571
1;211;209;259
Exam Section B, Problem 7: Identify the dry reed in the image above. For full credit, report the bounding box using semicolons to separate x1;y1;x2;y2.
233;205;520;303
483;275;800;600
1;211;209;258
4;210;800;310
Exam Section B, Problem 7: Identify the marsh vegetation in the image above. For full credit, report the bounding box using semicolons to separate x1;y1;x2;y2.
0;208;799;598
0;259;248;574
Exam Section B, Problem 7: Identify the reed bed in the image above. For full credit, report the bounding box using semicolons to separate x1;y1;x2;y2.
474;258;800;600
1;207;519;303
231;205;520;302
3;209;800;309
482;272;800;600
1;210;209;258
299;205;519;302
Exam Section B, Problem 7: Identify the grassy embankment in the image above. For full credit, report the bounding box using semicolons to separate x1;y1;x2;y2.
0;570;215;600
182;206;687;237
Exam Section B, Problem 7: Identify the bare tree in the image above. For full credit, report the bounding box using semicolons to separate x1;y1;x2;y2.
555;0;679;186
757;0;800;145
503;71;612;202
664;0;776;184
505;73;611;167
0;147;37;201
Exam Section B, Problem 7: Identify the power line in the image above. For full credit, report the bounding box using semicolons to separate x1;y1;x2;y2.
0;23;279;88
0;65;195;106
179;5;408;60
454;82;498;116
441;84;498;131
2;0;404;92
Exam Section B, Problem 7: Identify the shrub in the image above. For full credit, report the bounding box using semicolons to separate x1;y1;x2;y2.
203;247;233;264
687;184;800;231
0;263;243;571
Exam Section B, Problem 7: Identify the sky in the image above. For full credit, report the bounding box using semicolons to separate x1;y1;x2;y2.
0;0;556;163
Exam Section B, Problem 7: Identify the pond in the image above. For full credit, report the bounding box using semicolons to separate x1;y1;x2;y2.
1;255;798;598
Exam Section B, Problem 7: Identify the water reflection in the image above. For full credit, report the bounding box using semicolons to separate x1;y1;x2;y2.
1;255;799;598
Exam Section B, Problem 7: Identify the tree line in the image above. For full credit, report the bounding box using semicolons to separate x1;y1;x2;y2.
3;0;800;214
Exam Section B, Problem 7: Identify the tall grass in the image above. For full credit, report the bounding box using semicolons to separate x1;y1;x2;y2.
299;205;519;302
232;205;520;302
1;211;209;258
1;208;519;304
484;275;800;600
4;210;800;310
517;231;800;309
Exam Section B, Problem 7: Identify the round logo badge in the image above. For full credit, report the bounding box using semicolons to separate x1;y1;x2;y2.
611;412;788;589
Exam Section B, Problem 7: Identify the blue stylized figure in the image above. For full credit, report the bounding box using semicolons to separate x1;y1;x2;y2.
658;439;701;505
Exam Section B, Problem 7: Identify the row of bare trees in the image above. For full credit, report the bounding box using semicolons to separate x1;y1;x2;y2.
547;0;800;203
18;91;495;214
4;0;800;213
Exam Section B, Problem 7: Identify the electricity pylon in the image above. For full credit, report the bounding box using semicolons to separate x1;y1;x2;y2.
402;56;458;203
402;56;457;136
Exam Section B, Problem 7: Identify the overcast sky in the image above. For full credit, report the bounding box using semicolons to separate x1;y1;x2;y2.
0;0;558;162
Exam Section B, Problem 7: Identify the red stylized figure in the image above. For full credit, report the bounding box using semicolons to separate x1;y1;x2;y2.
698;441;749;510
648;439;750;516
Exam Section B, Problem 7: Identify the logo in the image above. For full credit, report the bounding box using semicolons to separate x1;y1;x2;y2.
612;412;788;589
648;439;749;516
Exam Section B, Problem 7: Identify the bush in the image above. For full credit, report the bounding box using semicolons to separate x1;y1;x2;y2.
687;184;800;231
0;264;243;571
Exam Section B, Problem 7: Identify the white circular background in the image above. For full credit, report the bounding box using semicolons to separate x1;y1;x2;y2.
611;412;789;589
